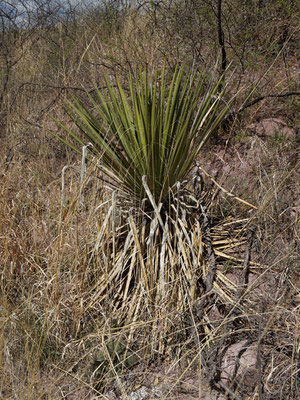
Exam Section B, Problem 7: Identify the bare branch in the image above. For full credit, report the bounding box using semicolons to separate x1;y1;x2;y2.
239;91;300;113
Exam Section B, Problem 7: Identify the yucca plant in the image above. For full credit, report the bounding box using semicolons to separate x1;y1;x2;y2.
53;65;255;360
55;65;230;206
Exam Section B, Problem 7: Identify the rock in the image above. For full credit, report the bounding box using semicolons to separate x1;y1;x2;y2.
247;117;295;139
128;386;149;400
221;340;258;390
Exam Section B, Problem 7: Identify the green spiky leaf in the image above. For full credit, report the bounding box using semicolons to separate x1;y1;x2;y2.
54;65;232;205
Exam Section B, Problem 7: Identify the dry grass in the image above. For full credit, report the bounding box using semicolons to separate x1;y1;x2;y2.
0;2;299;399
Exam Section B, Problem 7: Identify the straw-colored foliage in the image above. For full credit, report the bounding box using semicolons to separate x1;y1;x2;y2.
1;1;299;398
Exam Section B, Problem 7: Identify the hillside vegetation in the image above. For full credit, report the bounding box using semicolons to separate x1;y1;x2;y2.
0;1;299;399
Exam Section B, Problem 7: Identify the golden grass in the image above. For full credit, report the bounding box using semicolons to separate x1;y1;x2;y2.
0;3;299;398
